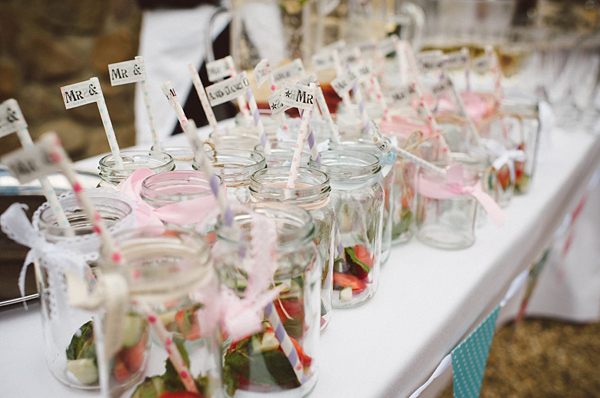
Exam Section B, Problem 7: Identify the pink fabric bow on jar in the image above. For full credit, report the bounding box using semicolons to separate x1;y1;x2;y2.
121;168;219;228
418;163;507;226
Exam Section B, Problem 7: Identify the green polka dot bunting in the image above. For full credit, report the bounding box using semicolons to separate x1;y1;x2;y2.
451;305;500;398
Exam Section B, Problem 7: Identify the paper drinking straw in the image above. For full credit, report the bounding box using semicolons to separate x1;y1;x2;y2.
370;68;390;122
161;81;188;129
353;82;370;135
333;51;352;109
447;78;483;147
299;109;320;163
91;77;124;169
485;45;504;102
227;59;252;125
264;61;289;132
4;100;72;233
182;119;233;226
372;134;447;177
135;56;162;151
188;63;221;137
462;48;471;92
286;84;317;189
241;72;272;155
142;304;199;393
315;83;340;143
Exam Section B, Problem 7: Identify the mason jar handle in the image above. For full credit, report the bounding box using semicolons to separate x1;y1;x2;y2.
205;6;231;64
399;2;425;51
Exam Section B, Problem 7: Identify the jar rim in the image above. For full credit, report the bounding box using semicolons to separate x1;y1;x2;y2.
194;149;266;184
98;150;175;183
309;149;381;183
140;170;221;206
249;166;330;206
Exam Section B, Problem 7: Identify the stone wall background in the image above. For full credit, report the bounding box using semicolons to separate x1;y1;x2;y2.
0;0;141;161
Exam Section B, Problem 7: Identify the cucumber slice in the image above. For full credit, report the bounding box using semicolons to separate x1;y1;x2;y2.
260;332;280;352
339;286;353;302
123;315;146;348
66;358;98;385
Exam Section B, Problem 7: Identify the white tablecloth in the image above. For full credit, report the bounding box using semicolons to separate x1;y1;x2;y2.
1;127;599;398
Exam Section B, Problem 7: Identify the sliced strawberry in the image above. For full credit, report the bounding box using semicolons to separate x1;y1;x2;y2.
333;272;366;292
274;299;303;321
175;308;201;341
353;244;373;268
290;337;312;368
119;332;147;373
113;357;130;384
160;392;205;398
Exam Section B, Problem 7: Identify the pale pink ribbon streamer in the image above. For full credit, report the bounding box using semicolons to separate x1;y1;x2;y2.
120;168;219;228
418;164;506;226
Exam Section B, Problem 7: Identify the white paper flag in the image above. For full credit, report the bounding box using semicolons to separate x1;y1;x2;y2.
108;59;146;86
272;59;305;85
312;51;335;71
353;63;372;83
331;69;359;96
431;77;453;97
1;134;60;183
268;90;290;116
417;51;445;72
444;50;470;70
205;73;250;106
473;55;491;73
253;59;271;88
387;84;417;105
61;78;103;109
281;82;316;110
0;99;27;138
207;55;235;82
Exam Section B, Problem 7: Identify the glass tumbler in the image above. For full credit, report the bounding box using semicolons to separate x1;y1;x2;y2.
99;227;222;398
249;166;334;329
213;203;321;397
310;150;384;308
98;150;175;189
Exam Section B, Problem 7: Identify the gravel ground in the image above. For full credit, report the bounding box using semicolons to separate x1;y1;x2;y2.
439;319;600;398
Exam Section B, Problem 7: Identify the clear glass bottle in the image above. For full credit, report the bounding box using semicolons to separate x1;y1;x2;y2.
31;190;136;390
309;150;384;308
140;170;223;232
98;150;175;189
213;203;321;397
249;166;334;329
99;227;222;398
193;149;266;204
328;139;395;263
416;155;485;250
152;145;196;170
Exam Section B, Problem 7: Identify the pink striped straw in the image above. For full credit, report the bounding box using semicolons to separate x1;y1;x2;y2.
264;60;289;132
333;51;352;108
370;67;390;122
485;45;504;103
227;58;252;125
315;83;340;143
188;63;221;137
287;83;317;189
160;81;188;129
134;56;162;151
241;71;272;155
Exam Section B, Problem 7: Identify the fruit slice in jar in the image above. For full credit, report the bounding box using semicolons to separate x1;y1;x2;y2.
333;272;366;293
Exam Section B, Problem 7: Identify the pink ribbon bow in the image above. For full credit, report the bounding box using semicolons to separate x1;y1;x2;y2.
418;164;506;226
121;168;219;228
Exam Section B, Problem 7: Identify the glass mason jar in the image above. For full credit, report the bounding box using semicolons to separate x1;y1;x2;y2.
140;170;224;233
152;146;196;170
32;190;136;390
99;150;175;189
234;108;282;142
310;150;384;308
213;203;321;397
416;156;484;250
208;131;262;150
249;166;334;329
253;142;312;168
99;227;222;398
328;139;394;264
193;149;266;204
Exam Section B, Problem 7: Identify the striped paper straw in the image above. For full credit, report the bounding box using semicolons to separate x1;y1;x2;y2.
353;83;370;135
227;59;252;125
142;304;199;393
8;103;72;233
462;48;471;92
135;56;161;151
286;84;316;189
182;120;233;226
332;51;352;109
447;78;483;147
92;77;123;169
265;302;307;384
263;60;289;132
188;63;221;137
315;83;340;143
372;135;446;177
485;45;504;102
370;69;390;122
160;81;188;129
242;72;272;155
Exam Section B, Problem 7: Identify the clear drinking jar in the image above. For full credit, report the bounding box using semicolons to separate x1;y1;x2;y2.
140;170;223;233
208;131;262;150
99;227;222;398
309;150;384;308
152;146;196;170
193;149;266;204
98;150;175;189
328;139;395;264
253;142;312;168
416;156;484;250
213;203;321;397
249;166;334;329
32;190;136;390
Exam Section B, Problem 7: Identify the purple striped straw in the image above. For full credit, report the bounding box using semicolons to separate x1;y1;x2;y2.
241;72;272;155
